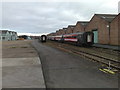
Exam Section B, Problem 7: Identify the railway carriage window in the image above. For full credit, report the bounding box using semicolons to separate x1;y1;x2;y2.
77;35;82;38
87;34;92;42
72;36;77;38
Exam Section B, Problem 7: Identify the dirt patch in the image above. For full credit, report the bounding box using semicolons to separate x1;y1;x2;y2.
2;40;38;58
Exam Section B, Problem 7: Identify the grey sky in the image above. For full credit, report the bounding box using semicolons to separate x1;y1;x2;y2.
1;0;119;35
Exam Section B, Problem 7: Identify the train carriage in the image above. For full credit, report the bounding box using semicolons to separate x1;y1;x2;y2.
63;32;93;46
40;35;47;42
48;31;94;46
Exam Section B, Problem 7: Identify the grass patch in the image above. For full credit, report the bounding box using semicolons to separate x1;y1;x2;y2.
29;51;34;53
10;46;17;48
21;46;28;48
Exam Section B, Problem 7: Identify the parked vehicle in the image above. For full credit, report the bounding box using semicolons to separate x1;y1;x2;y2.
48;31;94;46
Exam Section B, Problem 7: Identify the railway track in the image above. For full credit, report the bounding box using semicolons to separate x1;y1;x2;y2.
60;46;119;70
91;47;119;57
43;40;120;70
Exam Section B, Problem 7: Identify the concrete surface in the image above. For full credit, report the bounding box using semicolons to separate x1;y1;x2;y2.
2;57;45;88
2;40;38;58
0;41;2;89
93;44;120;51
32;40;118;88
2;57;40;67
2;40;46;88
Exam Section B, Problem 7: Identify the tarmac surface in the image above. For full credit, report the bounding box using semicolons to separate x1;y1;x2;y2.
32;40;118;88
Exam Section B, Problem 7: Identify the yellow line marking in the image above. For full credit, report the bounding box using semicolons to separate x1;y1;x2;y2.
99;68;116;74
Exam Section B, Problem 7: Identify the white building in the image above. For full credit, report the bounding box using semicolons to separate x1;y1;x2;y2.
0;30;17;41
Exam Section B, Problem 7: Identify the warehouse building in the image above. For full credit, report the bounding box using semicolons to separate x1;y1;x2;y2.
85;14;117;44
63;28;67;34
58;29;65;35
66;25;75;34
73;21;89;33
47;13;119;46
0;30;17;41
56;29;63;35
56;30;60;35
110;13;120;45
47;32;56;36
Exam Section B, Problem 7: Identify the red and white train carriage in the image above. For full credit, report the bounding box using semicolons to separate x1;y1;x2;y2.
48;31;94;46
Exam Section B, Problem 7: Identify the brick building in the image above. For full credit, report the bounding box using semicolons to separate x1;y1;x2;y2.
63;28;67;34
57;29;65;35
66;25;75;34
47;32;56;36
73;21;89;33
56;30;59;35
85;14;117;44
110;13;120;45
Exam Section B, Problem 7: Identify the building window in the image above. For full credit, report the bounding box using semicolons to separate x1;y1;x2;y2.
2;37;5;40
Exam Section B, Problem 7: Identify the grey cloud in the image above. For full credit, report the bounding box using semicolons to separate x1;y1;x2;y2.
118;1;120;13
2;1;119;34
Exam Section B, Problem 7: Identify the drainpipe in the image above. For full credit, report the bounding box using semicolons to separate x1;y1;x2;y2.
84;27;85;32
109;22;111;45
107;22;110;45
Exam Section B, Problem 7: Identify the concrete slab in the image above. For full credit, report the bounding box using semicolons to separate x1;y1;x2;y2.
2;57;46;88
2;57;40;67
2;65;45;88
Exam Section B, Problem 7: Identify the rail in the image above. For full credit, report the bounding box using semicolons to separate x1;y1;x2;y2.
61;46;120;70
44;40;120;70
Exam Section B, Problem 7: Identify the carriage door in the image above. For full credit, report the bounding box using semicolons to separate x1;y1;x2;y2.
93;30;98;43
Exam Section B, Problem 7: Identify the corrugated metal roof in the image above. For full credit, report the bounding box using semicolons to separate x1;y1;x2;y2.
95;14;117;22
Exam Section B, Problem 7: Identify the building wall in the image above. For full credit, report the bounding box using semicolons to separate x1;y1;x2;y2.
118;12;120;45
59;29;66;35
110;14;119;45
85;15;110;44
12;32;17;40
0;30;17;41
73;23;85;33
2;31;9;41
8;32;11;40
63;28;67;34
66;27;74;34
56;30;60;35
57;29;64;35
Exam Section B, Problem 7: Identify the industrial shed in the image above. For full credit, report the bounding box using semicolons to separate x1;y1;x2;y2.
66;25;75;34
56;30;59;35
73;21;89;33
47;32;56;36
110;13;120;46
57;29;65;35
63;28;67;34
85;14;117;44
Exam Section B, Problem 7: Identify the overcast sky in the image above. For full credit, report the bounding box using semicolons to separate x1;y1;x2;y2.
1;0;119;35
